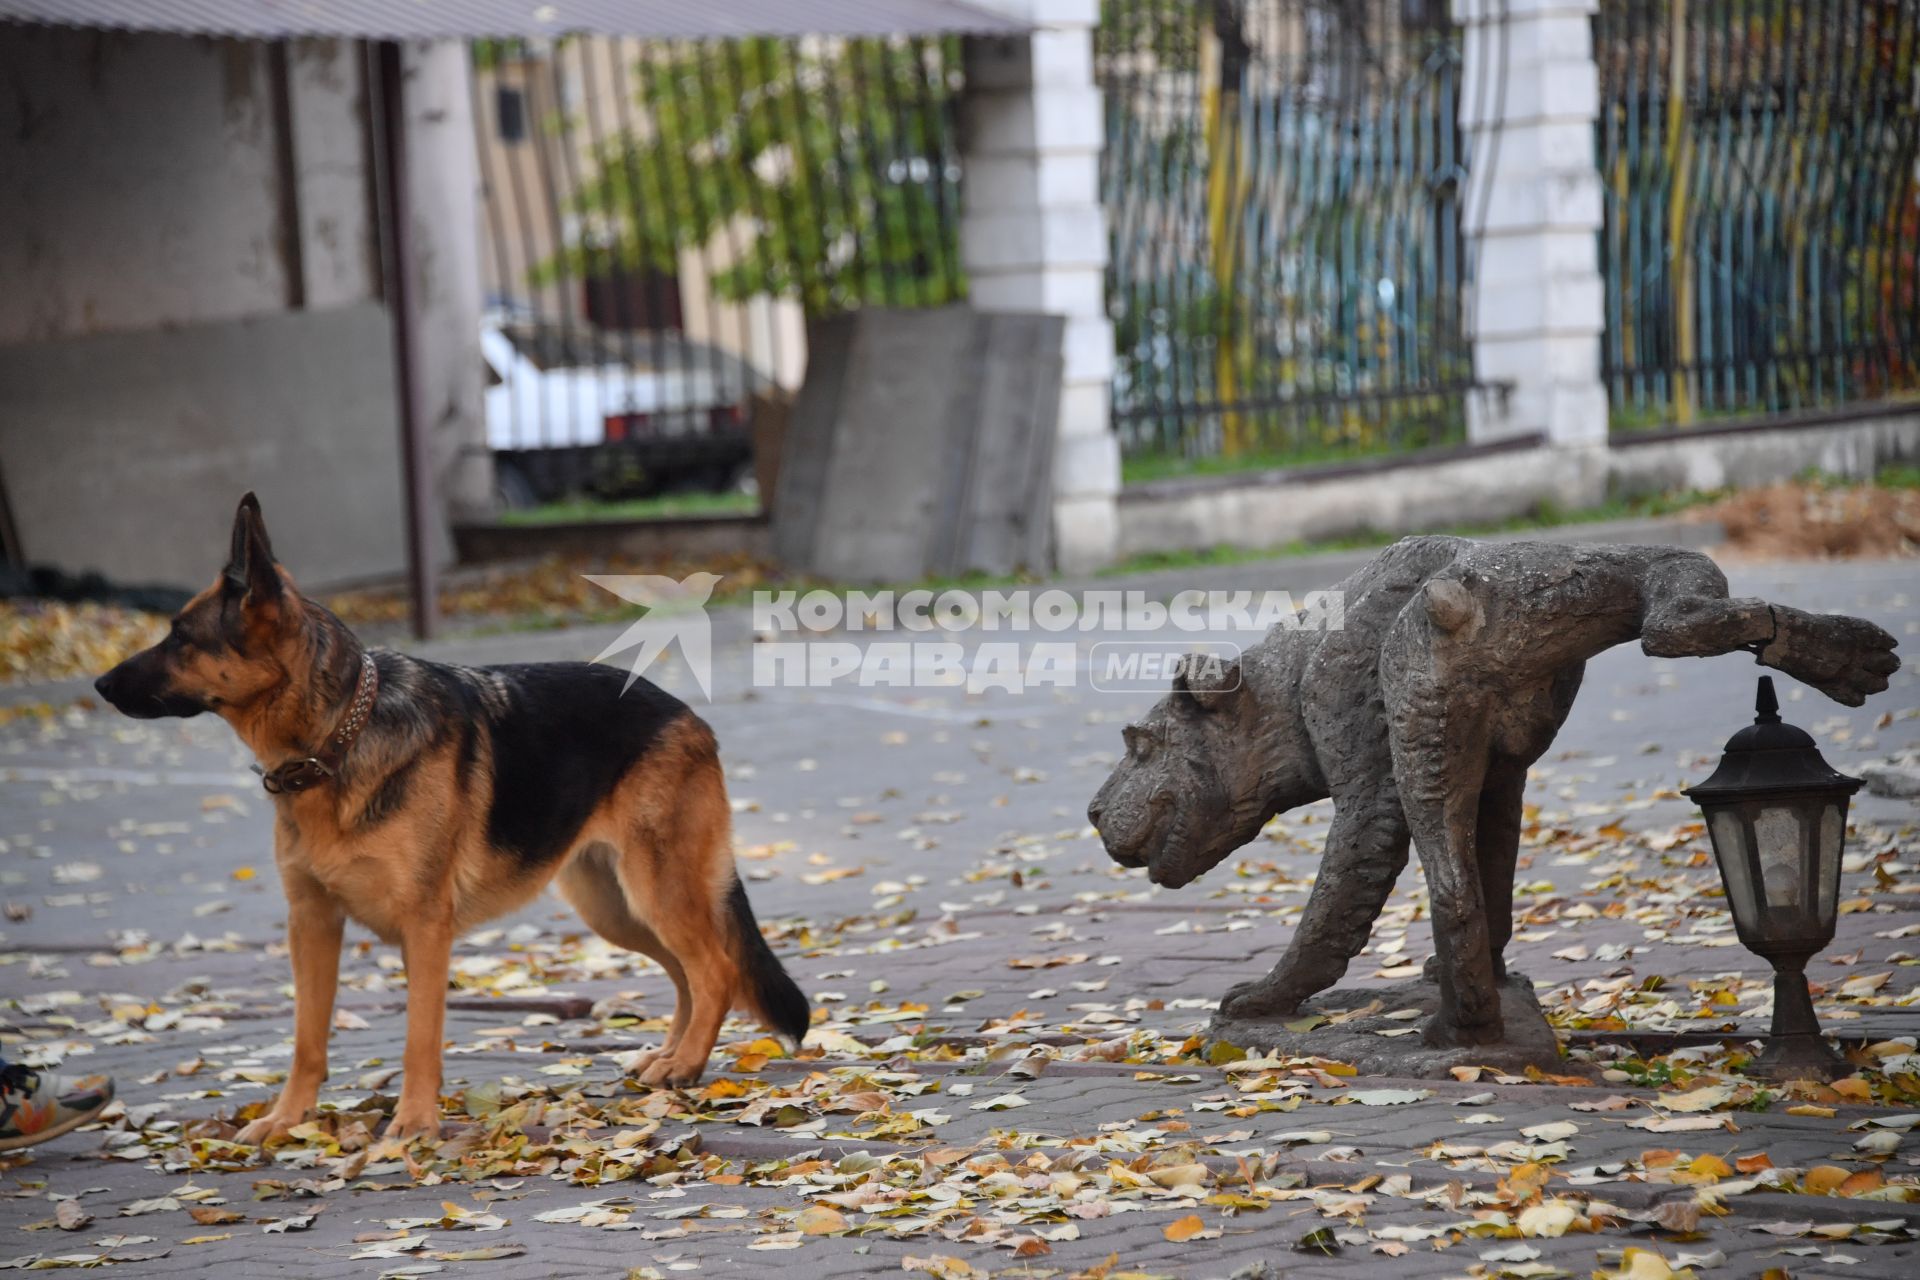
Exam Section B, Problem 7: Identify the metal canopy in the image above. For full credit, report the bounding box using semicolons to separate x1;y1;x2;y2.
0;0;1024;40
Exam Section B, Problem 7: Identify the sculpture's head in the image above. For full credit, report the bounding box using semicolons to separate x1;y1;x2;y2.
1088;654;1268;888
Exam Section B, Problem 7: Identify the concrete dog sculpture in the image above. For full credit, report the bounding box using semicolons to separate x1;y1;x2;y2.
1089;536;1897;1048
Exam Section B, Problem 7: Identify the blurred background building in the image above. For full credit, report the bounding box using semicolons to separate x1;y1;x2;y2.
1;1;1915;623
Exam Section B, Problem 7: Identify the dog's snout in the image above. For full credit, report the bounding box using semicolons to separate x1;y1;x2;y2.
93;672;117;702
1086;800;1103;829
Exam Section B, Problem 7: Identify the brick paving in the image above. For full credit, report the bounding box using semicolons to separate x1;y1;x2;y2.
0;552;1916;1277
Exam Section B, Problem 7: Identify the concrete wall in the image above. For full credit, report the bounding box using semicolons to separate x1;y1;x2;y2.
1117;410;1920;558
0;30;375;343
0;305;406;590
1118;439;1599;557
1606;412;1920;498
0;27;483;587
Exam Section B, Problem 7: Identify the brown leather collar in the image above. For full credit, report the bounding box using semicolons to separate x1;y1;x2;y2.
255;652;380;795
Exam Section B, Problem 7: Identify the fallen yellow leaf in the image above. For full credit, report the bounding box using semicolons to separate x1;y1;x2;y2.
1830;1077;1874;1103
1803;1165;1851;1195
1594;1247;1696;1280
1686;1153;1733;1179
1515;1199;1581;1238
795;1205;848;1236
1657;1084;1733;1113
1146;1163;1212;1190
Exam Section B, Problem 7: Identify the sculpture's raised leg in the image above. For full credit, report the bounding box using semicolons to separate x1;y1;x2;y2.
1640;561;1899;705
1218;793;1410;1020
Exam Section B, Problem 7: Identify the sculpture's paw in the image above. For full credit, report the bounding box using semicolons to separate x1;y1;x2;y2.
1766;611;1900;707
636;1055;707;1089
382;1104;443;1143
1218;978;1304;1022
1421;1012;1504;1049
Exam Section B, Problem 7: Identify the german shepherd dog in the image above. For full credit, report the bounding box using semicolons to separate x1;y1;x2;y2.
94;494;808;1142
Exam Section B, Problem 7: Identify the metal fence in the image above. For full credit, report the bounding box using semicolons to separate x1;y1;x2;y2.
1096;0;1476;467
1596;0;1920;431
471;34;965;507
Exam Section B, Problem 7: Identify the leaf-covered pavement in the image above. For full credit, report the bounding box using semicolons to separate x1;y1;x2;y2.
0;557;1916;1278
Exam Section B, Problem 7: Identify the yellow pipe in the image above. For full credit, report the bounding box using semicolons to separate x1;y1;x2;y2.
1203;33;1248;456
1666;0;1695;424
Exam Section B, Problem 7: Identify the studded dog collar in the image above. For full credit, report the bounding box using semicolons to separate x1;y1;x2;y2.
255;652;380;795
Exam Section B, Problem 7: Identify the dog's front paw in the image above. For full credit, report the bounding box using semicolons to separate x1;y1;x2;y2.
383;1103;443;1142
235;1109;305;1147
635;1055;707;1089
620;1047;668;1076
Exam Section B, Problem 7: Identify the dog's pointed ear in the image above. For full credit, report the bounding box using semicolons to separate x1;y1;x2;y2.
223;492;282;609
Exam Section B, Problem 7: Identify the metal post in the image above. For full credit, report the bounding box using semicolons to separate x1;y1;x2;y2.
370;39;439;640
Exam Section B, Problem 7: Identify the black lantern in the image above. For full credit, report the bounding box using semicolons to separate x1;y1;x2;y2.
1686;676;1861;1081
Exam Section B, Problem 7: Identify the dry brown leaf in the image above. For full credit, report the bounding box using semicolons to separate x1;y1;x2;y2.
188;1207;245;1226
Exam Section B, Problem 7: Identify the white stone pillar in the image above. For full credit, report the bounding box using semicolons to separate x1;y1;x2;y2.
1454;0;1608;447
960;0;1118;572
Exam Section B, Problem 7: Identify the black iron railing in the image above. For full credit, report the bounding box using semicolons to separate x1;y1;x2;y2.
1097;0;1477;468
1596;0;1920;431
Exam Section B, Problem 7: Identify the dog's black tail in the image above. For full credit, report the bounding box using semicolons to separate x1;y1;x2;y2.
726;878;810;1047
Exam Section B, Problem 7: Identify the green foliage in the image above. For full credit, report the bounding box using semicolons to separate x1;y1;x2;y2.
1876;462;1920;491
1615;1057;1677;1089
553;37;963;318
471;39;529;72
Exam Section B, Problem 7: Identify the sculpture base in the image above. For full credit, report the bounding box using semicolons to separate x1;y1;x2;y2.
1206;973;1578;1080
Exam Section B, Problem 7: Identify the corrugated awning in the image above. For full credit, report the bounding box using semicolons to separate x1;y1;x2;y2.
0;0;1026;41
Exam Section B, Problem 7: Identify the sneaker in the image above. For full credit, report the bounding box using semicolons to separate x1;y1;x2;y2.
0;1063;115;1152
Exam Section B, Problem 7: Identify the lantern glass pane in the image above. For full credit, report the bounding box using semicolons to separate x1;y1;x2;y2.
1708;808;1759;924
1752;805;1805;911
1817;801;1845;921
